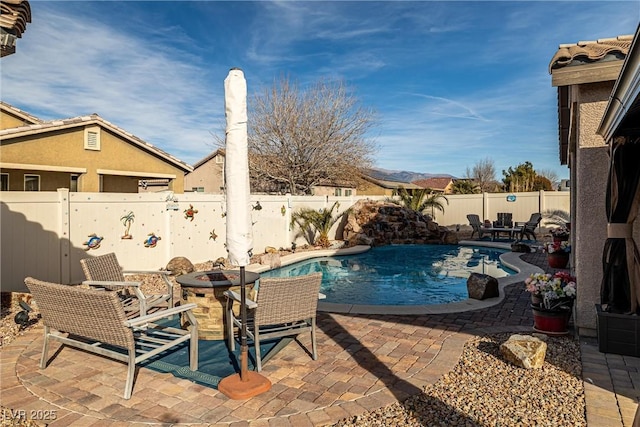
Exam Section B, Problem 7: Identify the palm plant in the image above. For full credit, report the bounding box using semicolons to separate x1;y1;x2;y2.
390;186;448;218
291;201;348;248
451;179;480;194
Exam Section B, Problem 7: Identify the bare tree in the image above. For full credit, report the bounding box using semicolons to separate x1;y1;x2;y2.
537;168;560;190
246;76;377;194
464;157;499;192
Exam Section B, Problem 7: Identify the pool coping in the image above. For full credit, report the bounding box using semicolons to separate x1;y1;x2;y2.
246;241;544;316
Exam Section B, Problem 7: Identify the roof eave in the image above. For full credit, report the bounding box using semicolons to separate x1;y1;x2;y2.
598;24;640;142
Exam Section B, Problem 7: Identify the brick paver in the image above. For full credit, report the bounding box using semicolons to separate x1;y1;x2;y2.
1;250;637;426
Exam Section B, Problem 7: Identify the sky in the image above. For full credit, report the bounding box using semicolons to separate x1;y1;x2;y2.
2;1;639;181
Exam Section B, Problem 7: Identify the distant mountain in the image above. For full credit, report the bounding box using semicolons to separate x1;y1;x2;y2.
365;167;456;183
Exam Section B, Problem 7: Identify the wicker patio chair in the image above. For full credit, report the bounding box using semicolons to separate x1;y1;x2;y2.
80;252;174;317
24;277;198;400
224;273;322;372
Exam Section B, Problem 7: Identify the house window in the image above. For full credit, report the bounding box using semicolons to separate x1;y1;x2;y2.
1;174;8;191
24;174;40;191
84;126;101;151
70;175;79;192
192;187;204;192
334;188;342;196
345;189;352;196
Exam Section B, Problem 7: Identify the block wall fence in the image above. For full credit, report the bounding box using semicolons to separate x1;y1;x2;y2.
0;189;569;292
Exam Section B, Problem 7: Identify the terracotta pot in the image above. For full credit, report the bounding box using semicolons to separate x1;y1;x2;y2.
532;305;571;334
547;252;569;269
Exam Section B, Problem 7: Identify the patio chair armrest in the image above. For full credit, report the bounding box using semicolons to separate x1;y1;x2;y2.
83;280;141;288
223;290;258;309
123;270;171;276
125;303;198;327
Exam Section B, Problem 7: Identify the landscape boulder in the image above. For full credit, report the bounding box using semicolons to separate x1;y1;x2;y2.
260;253;281;269
166;257;195;276
466;273;499;300
500;334;547;369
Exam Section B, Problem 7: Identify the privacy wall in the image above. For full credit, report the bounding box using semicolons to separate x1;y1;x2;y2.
1;189;569;292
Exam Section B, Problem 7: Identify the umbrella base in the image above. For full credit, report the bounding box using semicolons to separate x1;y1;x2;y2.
218;371;271;400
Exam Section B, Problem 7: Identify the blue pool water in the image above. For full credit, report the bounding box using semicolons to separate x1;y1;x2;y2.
260;245;514;306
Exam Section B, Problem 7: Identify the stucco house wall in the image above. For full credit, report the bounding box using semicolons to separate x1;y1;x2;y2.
184;150;225;193
550;35;633;336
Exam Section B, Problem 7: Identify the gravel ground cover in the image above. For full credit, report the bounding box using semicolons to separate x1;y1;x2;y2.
332;332;585;426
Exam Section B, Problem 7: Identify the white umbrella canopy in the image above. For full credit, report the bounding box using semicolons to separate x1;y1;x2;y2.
218;68;271;399
224;68;253;266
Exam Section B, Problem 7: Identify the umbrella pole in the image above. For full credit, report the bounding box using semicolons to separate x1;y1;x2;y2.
239;266;249;380
218;266;271;399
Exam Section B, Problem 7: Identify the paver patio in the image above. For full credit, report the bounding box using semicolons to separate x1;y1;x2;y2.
1;250;638;426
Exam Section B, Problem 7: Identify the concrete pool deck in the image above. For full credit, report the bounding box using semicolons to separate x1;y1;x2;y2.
0;243;637;426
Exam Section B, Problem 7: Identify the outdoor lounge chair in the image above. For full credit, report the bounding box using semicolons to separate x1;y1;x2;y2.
224;273;322;372
80;253;174;317
24;277;198;400
495;212;513;228
467;214;490;239
517;213;542;241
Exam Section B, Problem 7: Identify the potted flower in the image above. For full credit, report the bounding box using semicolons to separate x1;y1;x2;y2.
544;240;571;268
550;226;570;243
525;272;577;334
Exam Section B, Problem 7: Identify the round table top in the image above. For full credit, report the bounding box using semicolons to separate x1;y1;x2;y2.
176;269;260;288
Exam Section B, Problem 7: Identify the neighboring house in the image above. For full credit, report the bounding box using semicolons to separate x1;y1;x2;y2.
184;149;226;193
357;174;423;196
0;0;31;58
412;177;455;194
311;180;357;197
0;102;192;193
549;34;634;336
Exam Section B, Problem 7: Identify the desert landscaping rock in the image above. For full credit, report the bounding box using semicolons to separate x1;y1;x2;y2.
467;273;499;300
165;256;195;275
499;334;547;369
333;333;585;427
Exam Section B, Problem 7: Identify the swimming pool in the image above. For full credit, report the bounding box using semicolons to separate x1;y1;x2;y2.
260;245;514;305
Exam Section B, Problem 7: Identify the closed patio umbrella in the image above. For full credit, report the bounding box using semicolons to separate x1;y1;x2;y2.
600;136;640;314
218;68;271;399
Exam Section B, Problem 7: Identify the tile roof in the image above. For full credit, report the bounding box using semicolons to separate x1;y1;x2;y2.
549;35;634;73
0;100;42;124
0;0;31;37
0;102;192;172
361;174;422;190
412;177;453;191
1;0;31;57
